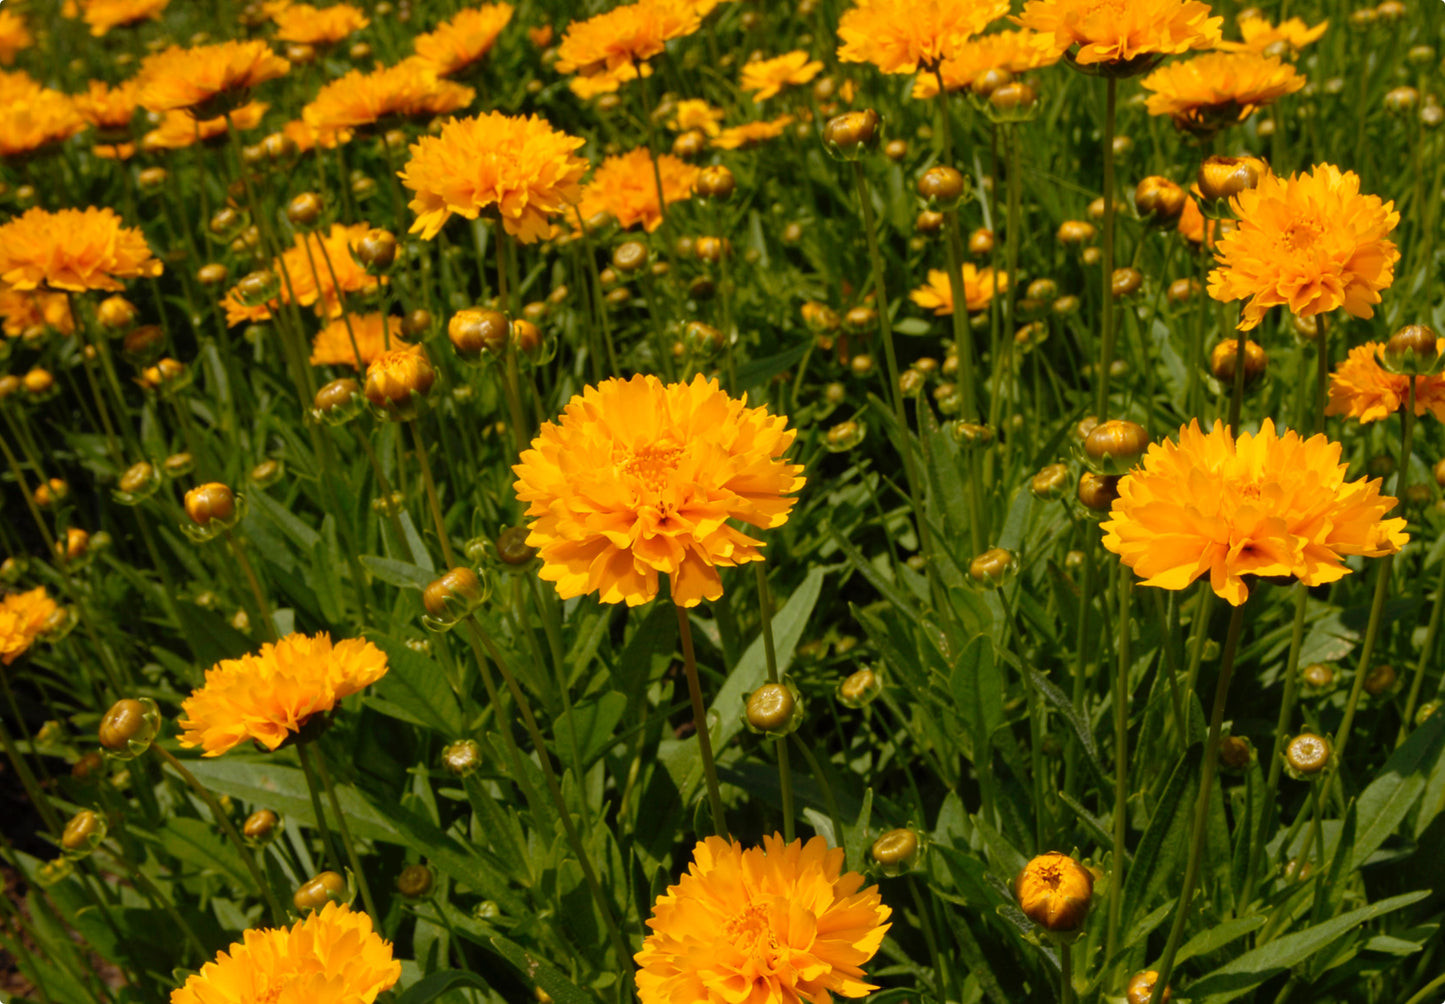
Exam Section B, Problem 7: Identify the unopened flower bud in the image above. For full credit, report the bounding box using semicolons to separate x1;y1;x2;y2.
313;377;364;424
1284;732;1333;778
837;666;882;708
62;809;107;857
1416;701;1441;726
510;318;552;365
1057;220;1096;245
745;680;803;737
286;192;324;229
969;548;1018;588
352;228;397;273
612;240;649;273
917;165;967;210
1382;324;1443;376
1083;420;1149;474
884;139;907;161
441;738;483;776
970;66;1012;97
951;421;993;447
1126;970;1170;1004
1197;155;1265;203
185;482;235;526
397;864;434;899
1030;463;1070;500
672;129;706;158
870;828;921;875
1078;472;1121;512
825;419;866;452
822;109;880;159
294;871;347;912
162;452;195;479
243;809;280;844
801;302;840;333
1364;663;1397;696
694;165;735;200
989;81;1036;115
1134;176;1186;225
1167;278;1199;303
1301;662;1335;692
422;568;489;629
365;345;435;419
138;166;168;192
98;697;161;760
97;296;138;331
1218;735;1255;772
448;308;509;362
234;269;280;308
684;321;725;357
1016;852;1093;934
1111;267;1143;298
1210;338;1268;387
72;751;105;783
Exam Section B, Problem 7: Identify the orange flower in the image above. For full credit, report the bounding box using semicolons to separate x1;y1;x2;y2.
0;70;39;104
0;206;162;293
171;903;400;1004
514;374;805;607
911;29;1061;98
668;99;724;136
399;111;587;243
555;0;702;77
309;313;406;369
302;58;474;144
137;40;289;114
72;79;141;133
178;632;389;755
0;9;33;64
1014;0;1220;69
0;284;75;338
1217;13;1328;55
414;3;514;76
712;115;794;150
1101;418;1407;606
1325;342;1445;424
0;588;58;665
1142;52;1303;134
140;101;268;151
0;89;85;159
575;148;699;233
221;222;386;326
1208;164;1400;331
740;50;824;102
635;835;890;1004
272;2;369;45
568;63;650;99
79;0;169;36
1016;853;1094;933
910;265;1011;315
838;0;1009;75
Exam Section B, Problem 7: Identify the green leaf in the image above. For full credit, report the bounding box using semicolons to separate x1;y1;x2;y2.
489;933;600;1004
1353;710;1445;868
950;635;1004;767
1177;915;1267;966
366;632;464;738
142;816;252;890
359;554;435;590
1120;752;1195;938
1190;890;1430;1003
553;692;628;767
247;487;321;553
396;969;494;1004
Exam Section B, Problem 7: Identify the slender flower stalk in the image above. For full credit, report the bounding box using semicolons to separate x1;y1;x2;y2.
753;563;793;842
1096;77;1119;422
225;528;276;642
307;741;380;924
1105;575;1132;964
677;603;728;838
295;740;348;895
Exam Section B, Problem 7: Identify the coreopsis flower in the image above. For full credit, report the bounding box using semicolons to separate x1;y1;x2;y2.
0;9;33;64
575;148;699;233
1015;0;1221;71
1101;418;1407;606
137;39;289;115
399;112;587;242
740;50;824;102
170;903;400;1004
668;98;724;136
309;313;406;368
911;29;1061;98
514;374;805;607
567;63;650;99
140;101;268;152
0;69;39;103
1016;853;1093;933
555;0;702;77
222;223;385;326
79;0;169;36
1325;342;1445;424
1142;52;1303;135
301;58;474;145
0;207;162;292
1208;164;1400;331
911;265;1011;315
0;588;58;665
635;835;890;1004
178;633;389;755
272;2;369;45
0;89;85;159
0;285;75;338
72;79;141;135
837;0;1010;75
414;3;514;76
1217;13;1328;55
712;115;795;151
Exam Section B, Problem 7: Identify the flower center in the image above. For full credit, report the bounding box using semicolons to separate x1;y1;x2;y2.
1282;216;1324;252
727;903;779;963
618;444;684;493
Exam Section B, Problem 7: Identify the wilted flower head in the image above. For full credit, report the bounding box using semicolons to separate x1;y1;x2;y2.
513;374;805;607
1101;419;1407;606
1207;163;1400;331
838;0;1010;75
0;206;162;292
634;835;891;1004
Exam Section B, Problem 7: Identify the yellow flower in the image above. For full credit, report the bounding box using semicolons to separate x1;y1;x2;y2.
414;3;514;76
310;313;406;369
0;588;58;665
740;50;824;102
72;79;141;133
0;89;85;159
137;39;289;114
0;69;39;104
910;265;1011;315
635;835;890;1004
0;206;162;293
79;0;170;36
1207;164;1400;331
178;633;389;755
0;9;33;65
1014;0;1221;69
170;902;401;1004
838;0;1010;75
555;0;702;77
1217;13;1328;55
140;100;268;152
667;98;724;136
712;115;794;151
567;63;650;99
302;58;474;144
399;111;587;243
1015;853;1094;933
1142;52;1303;135
575;148;698;233
273;2;369;45
1326;342;1445;424
364;343;435;415
0;284;75;338
222;222;386;326
1100;419;1407;607
514;374;805;607
911;29;1061;98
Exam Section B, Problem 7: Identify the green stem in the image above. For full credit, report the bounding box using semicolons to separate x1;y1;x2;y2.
1060;938;1075;1004
295;741;347;884
791;732;845;848
1398;556;1445;745
754;563;794;841
226;529;276;642
308;742;381;925
1149;598;1247;1004
409;419;455;567
1105;575;1132;965
676;603;729;838
1095;76;1118;422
